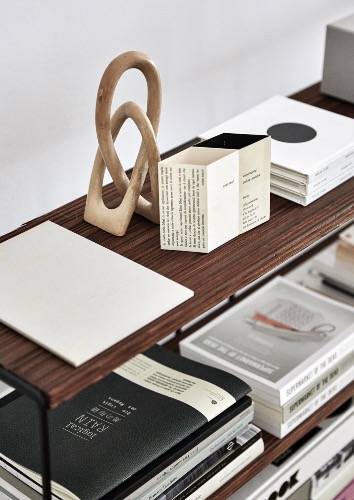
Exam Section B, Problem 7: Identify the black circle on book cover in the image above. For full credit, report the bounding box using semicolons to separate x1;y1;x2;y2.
267;122;317;143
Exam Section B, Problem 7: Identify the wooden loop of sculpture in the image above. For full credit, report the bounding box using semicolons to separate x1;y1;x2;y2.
84;51;162;236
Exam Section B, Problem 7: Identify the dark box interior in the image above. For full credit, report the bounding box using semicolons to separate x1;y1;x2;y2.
195;132;268;150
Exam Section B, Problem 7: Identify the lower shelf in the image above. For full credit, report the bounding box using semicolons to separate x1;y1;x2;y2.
210;383;354;499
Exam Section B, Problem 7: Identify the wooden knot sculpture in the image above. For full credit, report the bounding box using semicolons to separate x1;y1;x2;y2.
84;51;161;236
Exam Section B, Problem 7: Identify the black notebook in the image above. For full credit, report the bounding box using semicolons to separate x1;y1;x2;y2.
0;345;251;500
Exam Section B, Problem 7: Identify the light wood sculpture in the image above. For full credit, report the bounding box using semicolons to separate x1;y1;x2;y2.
84;51;162;236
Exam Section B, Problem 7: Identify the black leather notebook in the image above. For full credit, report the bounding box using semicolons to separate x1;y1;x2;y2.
0;345;251;500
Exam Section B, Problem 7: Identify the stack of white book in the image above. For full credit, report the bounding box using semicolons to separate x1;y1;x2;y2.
199;96;354;205
285;222;354;307
311;223;354;297
180;276;354;438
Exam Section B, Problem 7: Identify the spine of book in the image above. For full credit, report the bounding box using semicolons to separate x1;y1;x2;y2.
279;329;354;405
0;466;42;500
235;403;354;500
270;144;354;184
255;366;354;438
308;146;354;183
140;423;260;500
176;438;264;500
155;424;261;500
270;166;354;206
0;459;53;499
254;352;354;423
310;439;354;500
316;476;354;500
283;354;354;421
138;424;261;500
124;405;254;500
271;151;354;194
313;467;354;500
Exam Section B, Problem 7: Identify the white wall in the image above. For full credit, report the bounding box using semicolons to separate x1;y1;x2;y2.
1;0;353;236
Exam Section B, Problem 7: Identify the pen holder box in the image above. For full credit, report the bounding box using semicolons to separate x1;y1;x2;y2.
158;133;270;253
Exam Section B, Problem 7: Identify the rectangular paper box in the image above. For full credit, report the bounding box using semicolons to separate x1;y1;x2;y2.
158;133;270;253
321;13;354;104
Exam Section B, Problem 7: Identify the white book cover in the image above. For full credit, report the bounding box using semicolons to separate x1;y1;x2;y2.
231;399;354;500
0;221;194;366
199;96;354;184
180;276;354;406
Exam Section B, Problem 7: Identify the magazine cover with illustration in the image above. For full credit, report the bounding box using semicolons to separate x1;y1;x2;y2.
180;276;354;405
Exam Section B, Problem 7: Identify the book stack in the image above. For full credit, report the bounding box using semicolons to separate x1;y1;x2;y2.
310;223;354;298
230;397;354;499
0;345;263;500
199;96;354;205
285;223;354;307
180;276;354;438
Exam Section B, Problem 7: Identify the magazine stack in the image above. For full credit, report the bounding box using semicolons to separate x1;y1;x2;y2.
285;222;354;308
0;345;263;500
199;96;354;205
180;276;354;438
310;223;354;299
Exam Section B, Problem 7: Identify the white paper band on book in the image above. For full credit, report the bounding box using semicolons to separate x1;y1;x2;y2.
115;354;236;420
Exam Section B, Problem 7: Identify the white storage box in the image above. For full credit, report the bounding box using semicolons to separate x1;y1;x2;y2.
321;13;354;104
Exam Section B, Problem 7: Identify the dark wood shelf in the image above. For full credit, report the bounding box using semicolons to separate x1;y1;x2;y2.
0;83;353;410
0;82;354;499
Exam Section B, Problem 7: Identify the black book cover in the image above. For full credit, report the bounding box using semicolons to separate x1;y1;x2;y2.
0;345;251;500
